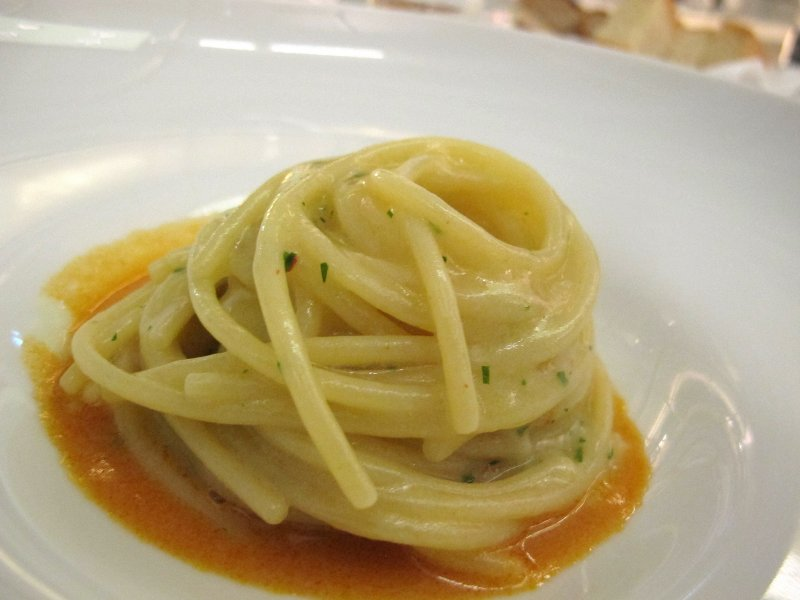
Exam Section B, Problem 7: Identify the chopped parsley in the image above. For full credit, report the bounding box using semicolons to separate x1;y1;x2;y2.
283;251;298;272
556;370;569;385
347;170;368;181
320;262;329;283
575;436;587;463
386;208;395;218
111;332;118;342
481;365;490;384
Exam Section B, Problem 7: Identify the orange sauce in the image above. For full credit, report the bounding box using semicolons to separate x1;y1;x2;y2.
25;220;650;599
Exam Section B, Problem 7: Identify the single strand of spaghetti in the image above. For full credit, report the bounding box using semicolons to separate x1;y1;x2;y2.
147;247;191;283
421;434;470;462
365;169;542;273
165;415;289;524
182;370;433;415
183;373;291;404
292;283;324;337
404;214;479;435
292;216;432;331
305;335;440;367
138;351;438;415
317;370;434;412
292;261;409;335
217;281;269;341
254;196;377;509
139;271;195;368
59;362;89;394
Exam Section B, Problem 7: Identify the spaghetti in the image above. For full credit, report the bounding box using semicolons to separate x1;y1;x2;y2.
60;137;625;574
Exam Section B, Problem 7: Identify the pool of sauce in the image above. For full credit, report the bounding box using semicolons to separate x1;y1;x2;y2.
25;220;650;599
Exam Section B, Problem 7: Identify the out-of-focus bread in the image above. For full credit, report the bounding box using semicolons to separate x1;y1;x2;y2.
577;10;609;38
668;22;764;67
515;0;586;35
592;0;678;57
515;0;766;68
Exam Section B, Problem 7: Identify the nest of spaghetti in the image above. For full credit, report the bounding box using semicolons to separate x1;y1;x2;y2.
62;137;614;582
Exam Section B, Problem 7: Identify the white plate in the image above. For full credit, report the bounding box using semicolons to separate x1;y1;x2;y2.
1;2;799;599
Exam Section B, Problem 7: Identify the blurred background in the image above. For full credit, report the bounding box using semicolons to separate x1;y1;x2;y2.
363;0;800;68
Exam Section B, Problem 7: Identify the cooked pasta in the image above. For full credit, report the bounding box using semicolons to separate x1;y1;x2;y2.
62;137;614;563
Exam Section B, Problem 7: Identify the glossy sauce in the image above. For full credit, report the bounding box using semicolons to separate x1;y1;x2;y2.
26;220;650;599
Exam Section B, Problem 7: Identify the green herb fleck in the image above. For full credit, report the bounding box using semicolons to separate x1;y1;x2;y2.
521;378;527;386
556;370;569;385
347;170;368;181
276;361;282;373
607;448;615;460
111;332;118;342
320;262;329;283
386;208;395;218
575;436;587;463
461;473;475;484
283;251;298;272
172;266;186;273
481;365;490;384
428;221;442;234
516;424;529;436
442;255;448;263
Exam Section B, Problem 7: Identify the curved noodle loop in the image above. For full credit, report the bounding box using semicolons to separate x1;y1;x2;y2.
65;137;613;554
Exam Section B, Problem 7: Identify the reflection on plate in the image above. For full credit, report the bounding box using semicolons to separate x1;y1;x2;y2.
1;1;799;599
